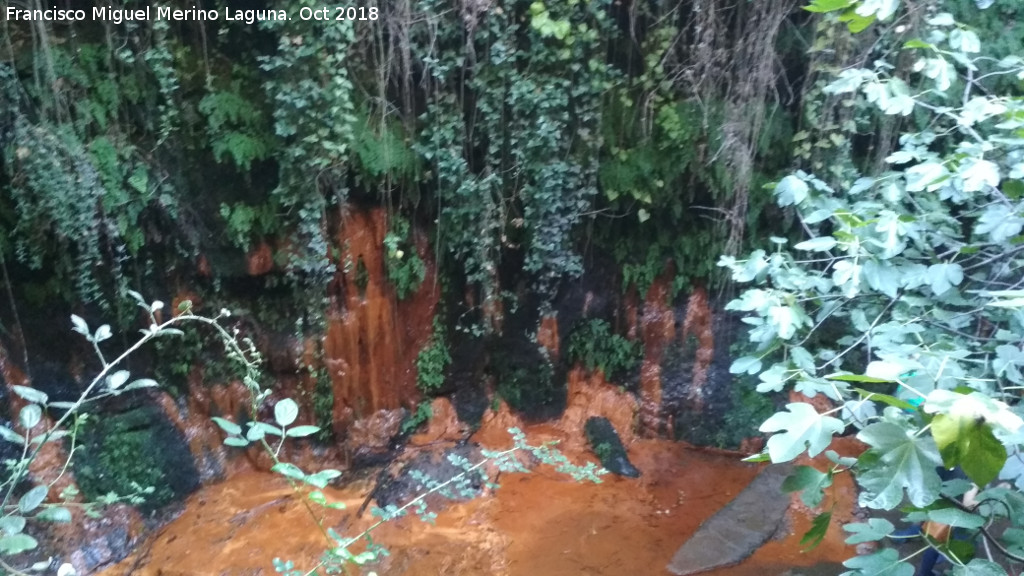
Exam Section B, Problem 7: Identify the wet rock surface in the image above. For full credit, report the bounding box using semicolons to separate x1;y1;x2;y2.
373;443;488;511
667;463;794;575
584;416;640;478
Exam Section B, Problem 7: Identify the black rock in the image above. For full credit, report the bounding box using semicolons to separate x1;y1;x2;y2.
584;416;640;478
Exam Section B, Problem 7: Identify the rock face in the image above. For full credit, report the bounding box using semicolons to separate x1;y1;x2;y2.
584;416;640;478
667;463;793;575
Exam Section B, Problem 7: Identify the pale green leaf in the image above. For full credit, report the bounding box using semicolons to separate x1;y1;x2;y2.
36;506;73;523
729;356;762;375
275;398;299;427
777;175;809;206
0;515;25;535
0;533;38;555
223;436;249;447
759;403;844;462
211;417;242;436
927;507;985;529
70;314;89;336
19;405;42;430
841;547;913;576
952;559;1008;576
19;485;48;514
106;370;130;390
286;425;320;438
794;236;837;251
0;425;25;445
271;462;306;481
93;324;112;343
11;385;47;405
856;422;942;509
843;518;895;544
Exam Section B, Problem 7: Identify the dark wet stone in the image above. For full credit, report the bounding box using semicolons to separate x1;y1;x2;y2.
667;463;793;575
373;444;487;511
584;416;640;478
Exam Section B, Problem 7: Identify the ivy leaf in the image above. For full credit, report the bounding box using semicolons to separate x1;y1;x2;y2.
274;398;299;427
841;547;913;576
782;465;833;507
839;9;876;33
930;414;1007;487
856;422;942;509
844;518;895;544
223;437;249;448
759;403;844;463
801;511;832;551
960;158;1000;192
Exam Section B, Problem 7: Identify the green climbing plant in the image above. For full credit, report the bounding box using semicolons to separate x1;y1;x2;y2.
566;319;643;381
383;217;426;300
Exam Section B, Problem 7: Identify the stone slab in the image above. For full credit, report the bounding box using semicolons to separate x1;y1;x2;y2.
667;463;793;576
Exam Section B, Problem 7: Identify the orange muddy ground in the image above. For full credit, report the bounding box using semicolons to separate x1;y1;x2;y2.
99;435;858;576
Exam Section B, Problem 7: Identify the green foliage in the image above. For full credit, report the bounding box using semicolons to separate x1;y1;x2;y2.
258;1;356;285
401;401;434;435
566;319;642;380
416;318;451;393
312;367;335;443
74;408;176;512
352;111;418;183
199;80;274;170
384;217;426;300
495;351;558;416
725;4;1024;574
219;202;278;251
413;0;616;304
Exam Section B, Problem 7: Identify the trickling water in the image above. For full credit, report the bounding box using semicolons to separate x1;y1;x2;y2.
324;208;438;439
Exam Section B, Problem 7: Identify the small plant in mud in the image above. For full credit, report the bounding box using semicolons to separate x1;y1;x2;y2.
400;401;433;435
415;317;451;393
383;216;426;300
566;318;642;381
